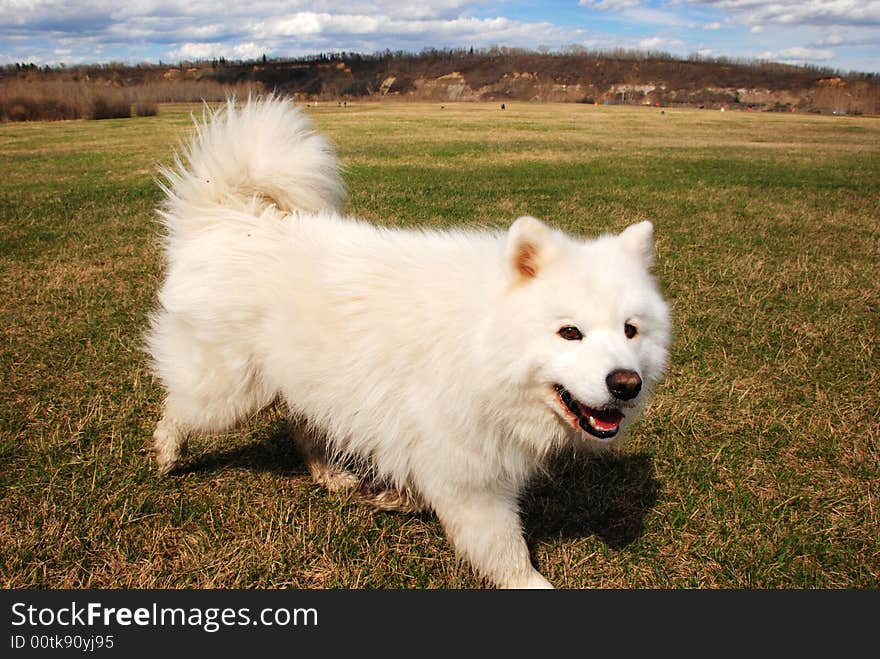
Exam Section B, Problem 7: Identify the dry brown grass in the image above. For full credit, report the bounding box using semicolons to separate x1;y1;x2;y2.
0;79;261;122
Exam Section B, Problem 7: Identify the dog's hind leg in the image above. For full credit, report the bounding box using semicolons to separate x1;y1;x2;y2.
151;381;271;475
153;411;189;476
289;422;359;493
148;325;275;475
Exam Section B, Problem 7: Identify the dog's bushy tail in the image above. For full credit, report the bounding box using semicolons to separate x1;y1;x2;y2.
158;95;344;231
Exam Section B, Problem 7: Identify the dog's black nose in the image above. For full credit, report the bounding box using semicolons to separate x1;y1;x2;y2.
606;369;642;400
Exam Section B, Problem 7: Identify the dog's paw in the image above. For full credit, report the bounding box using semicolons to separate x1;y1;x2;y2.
500;571;555;589
153;417;187;476
154;445;186;476
311;465;360;493
357;483;426;513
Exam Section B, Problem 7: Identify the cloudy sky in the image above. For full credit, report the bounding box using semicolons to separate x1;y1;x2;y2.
1;1;877;73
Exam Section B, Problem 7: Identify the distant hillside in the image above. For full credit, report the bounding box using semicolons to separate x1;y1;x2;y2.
3;48;879;116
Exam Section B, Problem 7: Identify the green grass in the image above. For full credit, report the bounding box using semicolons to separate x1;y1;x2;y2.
1;102;878;588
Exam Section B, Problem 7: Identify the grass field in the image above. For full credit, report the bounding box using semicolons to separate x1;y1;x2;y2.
1;101;878;588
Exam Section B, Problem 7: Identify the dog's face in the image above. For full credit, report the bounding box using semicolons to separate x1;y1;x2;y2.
497;217;670;447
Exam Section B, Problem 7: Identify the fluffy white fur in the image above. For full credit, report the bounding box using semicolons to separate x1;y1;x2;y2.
146;96;671;589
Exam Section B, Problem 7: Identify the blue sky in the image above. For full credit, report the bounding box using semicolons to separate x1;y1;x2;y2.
1;1;877;73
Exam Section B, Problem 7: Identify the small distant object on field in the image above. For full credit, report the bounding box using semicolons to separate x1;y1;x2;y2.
135;99;158;117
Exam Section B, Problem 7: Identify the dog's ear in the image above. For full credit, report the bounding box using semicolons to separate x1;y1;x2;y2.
619;221;655;268
505;216;554;283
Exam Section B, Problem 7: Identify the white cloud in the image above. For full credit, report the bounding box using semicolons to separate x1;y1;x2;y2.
758;46;835;61
703;21;722;29
638;36;686;49
271;12;328;36
168;41;267;61
261;13;563;41
250;12;587;55
816;34;845;45
812;31;880;47
685;0;880;28
0;1;494;26
579;0;685;26
168;42;224;60
579;0;642;10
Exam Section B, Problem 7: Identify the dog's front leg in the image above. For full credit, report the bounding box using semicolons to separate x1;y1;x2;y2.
432;489;553;589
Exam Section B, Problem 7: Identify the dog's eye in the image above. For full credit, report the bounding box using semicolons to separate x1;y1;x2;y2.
624;322;638;339
558;326;583;341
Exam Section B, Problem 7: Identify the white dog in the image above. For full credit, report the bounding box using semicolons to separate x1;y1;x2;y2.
146;97;670;588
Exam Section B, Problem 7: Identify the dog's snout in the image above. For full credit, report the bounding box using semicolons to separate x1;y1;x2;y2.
606;369;642;400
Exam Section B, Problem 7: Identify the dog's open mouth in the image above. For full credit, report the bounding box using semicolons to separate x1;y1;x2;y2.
554;384;624;440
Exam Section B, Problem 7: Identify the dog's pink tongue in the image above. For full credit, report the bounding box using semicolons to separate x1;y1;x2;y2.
590;408;624;430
